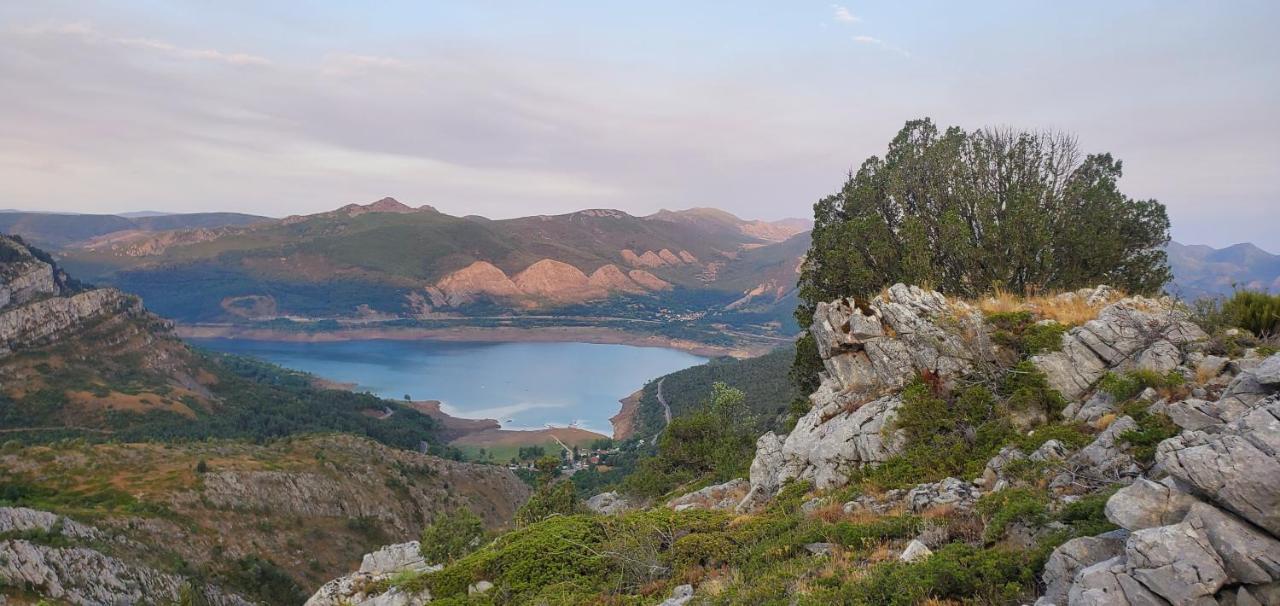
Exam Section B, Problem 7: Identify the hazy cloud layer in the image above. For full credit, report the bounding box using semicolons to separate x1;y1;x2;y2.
0;3;1276;250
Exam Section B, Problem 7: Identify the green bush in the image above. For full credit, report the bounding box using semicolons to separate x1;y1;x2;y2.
1097;369;1182;401
515;481;581;527
835;543;1033;605
977;488;1050;543
420;508;484;564
1001;361;1067;418
1118;402;1180;464
1222;290;1280;338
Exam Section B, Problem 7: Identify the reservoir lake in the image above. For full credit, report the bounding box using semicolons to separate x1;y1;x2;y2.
188;338;707;436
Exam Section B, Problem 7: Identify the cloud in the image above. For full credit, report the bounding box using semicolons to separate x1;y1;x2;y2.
14;21;270;66
831;4;860;23
852;34;911;58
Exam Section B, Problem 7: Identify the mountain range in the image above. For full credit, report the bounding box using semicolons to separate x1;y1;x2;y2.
21;199;810;352
0;200;1273;354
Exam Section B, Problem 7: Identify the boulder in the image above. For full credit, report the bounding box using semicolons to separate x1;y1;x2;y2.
1125;521;1228;604
898;539;932;563
1035;530;1127;606
1071;391;1118;425
905;477;980;513
1255;354;1280;387
585;491;632;515
1104;478;1202;531
1196;355;1230;380
1159;397;1251;431
1181;503;1280;586
1066;556;1167;606
660;584;695;606
360;542;432;575
1156;397;1280;535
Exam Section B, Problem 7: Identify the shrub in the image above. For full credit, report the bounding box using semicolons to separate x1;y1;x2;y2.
1001;361;1067;418
515;481;581;526
1222;290;1280;338
1117;401;1180;464
976;488;1051;543
837;543;1033;605
420;507;484;564
1098;369;1182;402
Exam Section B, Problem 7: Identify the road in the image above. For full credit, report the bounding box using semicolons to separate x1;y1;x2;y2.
657;377;672;425
650;377;672;444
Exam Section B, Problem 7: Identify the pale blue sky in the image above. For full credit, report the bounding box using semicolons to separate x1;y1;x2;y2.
1;2;1276;249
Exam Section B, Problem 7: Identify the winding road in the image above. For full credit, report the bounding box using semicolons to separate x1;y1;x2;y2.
650;377;672;444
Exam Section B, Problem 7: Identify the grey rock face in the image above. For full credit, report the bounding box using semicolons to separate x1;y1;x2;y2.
1254;354;1280;387
810;284;987;396
586;491;632;515
1035;531;1127;606
306;542;440;606
660;584;695;606
667;479;749;512
360;542;433;575
1125;521;1228;604
0;539;250;606
899;539;933;563
0;288;138;356
0;507;99;540
1067;556;1168;606
1160;397;1252;431
1051;416;1141;490
1032;298;1206;400
1156;397;1280;535
1182;503;1280;586
1104;478;1202;531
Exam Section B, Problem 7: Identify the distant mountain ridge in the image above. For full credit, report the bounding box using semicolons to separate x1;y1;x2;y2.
49;198;811;349
1166;240;1280;298
0;209;269;250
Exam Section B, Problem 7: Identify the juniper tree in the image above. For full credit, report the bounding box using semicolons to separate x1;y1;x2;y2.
793;119;1172;394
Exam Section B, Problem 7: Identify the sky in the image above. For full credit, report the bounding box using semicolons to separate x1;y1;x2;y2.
0;2;1277;250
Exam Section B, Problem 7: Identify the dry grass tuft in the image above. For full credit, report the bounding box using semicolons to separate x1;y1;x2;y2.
975;287;1127;327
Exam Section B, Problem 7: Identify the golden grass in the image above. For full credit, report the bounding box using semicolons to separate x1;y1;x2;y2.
975;287;1127;326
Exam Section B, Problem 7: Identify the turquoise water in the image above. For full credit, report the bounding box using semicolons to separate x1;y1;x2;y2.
189;338;706;436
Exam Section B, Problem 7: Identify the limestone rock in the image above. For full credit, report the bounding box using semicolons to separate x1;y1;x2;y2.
905;477;980;513
1104;477;1202;531
667;479;749;512
743;390;904;499
1032;298;1206;400
1067;556;1167;606
1035;530;1127;606
1255;354;1280;387
1181;502;1280;586
0;539;250;606
586;491;633;515
1051;416;1140;489
810;284;986;395
0;507;99;540
899;539;933;563
360;542;432;575
1156;397;1280;535
1160;397;1252;431
803;542;836;556
1125;521;1228;603
660;584;695;606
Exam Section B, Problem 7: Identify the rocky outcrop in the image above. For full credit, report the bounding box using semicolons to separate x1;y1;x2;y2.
1045;364;1280;604
305;541;438;606
0;512;250;606
1031;297;1206;400
809;284;986;395
512;259;596;301
585;491;633;515
0;235;148;357
628;269;671;291
199;438;530;535
905;477;981;513
431;261;523;306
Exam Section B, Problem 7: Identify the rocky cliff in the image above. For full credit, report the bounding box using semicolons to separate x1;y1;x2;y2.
0;435;530;603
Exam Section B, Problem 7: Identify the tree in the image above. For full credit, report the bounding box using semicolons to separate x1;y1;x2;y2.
794;118;1172;391
420;507;484;564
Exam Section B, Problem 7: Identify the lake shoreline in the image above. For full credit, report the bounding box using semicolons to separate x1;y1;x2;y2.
177;323;766;359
